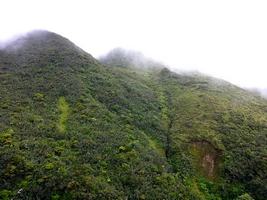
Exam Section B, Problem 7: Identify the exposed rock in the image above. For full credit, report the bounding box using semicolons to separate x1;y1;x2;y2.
191;141;221;178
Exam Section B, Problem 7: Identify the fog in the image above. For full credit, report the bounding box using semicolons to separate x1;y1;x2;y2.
1;0;267;92
0;33;27;50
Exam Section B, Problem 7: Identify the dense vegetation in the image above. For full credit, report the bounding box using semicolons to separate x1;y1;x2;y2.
0;31;266;199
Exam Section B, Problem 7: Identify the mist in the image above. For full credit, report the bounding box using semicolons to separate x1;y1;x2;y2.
0;33;28;50
248;88;267;99
0;40;9;49
1;0;267;93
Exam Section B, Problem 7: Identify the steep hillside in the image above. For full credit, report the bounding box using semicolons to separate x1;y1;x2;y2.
0;31;266;200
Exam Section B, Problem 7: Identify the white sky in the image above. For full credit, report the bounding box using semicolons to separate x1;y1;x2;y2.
1;0;267;89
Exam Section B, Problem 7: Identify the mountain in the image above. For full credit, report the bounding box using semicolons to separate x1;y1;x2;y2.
0;30;266;200
99;48;165;69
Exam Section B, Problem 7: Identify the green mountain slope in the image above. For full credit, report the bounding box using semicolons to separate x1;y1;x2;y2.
0;31;266;200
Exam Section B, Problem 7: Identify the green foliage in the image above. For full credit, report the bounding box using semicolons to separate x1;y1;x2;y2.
236;193;255;200
57;97;69;133
0;31;266;199
34;92;45;101
0;128;14;145
44;163;55;170
0;189;12;200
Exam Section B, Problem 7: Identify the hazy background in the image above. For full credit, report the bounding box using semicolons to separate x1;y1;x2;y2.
1;0;267;94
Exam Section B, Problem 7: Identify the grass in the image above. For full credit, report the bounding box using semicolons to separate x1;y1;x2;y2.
57;97;69;133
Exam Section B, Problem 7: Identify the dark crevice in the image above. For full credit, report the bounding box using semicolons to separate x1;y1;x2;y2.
165;116;174;159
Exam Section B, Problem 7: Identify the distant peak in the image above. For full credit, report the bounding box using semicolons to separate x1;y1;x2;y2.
106;48;145;59
100;48;165;69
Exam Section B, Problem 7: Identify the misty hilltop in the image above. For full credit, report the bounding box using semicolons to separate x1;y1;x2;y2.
99;48;165;70
0;30;266;200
